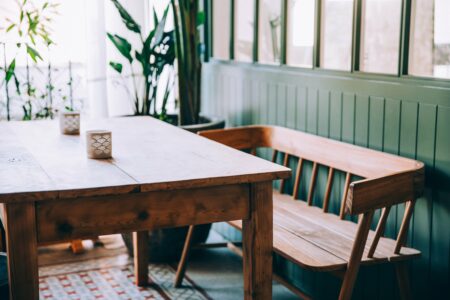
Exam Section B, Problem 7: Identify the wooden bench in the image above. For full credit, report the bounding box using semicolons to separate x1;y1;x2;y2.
174;125;424;300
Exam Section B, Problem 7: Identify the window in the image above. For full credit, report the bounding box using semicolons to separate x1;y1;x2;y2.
409;0;450;79
286;0;315;67
258;0;282;64
212;0;231;59
211;0;450;81
320;0;354;71
234;0;254;62
360;0;402;74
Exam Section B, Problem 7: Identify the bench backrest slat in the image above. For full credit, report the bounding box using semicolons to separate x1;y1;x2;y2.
292;158;303;200
279;153;290;193
322;167;335;213
307;162;318;206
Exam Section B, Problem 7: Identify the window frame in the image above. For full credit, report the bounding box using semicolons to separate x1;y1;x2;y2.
206;0;450;83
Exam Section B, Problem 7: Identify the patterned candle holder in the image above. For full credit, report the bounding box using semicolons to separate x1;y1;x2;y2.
59;111;80;135
86;130;112;159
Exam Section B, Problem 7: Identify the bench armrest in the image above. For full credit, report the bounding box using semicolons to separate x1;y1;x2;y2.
346;164;425;215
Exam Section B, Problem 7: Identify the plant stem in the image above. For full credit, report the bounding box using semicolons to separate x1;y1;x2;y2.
47;50;53;118
130;72;140;114
3;43;11;121
68;60;73;110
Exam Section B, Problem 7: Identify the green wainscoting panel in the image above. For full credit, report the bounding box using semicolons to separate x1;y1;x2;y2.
202;61;450;299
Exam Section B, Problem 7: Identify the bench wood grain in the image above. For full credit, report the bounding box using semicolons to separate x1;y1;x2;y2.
175;125;424;300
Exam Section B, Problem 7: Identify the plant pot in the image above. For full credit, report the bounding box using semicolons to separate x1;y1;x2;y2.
0;253;8;300
121;114;225;262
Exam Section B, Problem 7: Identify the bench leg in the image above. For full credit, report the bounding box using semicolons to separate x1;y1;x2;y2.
133;231;149;286
339;211;374;300
174;225;195;287
395;261;412;300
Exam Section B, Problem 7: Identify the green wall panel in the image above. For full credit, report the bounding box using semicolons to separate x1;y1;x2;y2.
341;93;356;145
202;62;450;299
431;106;450;296
296;87;307;131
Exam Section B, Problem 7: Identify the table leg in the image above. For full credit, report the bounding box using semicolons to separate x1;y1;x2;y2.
243;182;273;300
4;202;39;300
133;231;149;286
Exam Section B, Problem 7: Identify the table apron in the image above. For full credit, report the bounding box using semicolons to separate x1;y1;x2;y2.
36;183;250;244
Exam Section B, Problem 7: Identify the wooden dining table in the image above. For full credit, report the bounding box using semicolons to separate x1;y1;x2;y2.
0;116;290;300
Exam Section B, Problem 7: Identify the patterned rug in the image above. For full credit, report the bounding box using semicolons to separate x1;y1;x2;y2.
38;254;211;300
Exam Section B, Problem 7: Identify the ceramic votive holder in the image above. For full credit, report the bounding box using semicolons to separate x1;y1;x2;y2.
59;111;80;135
86;130;112;159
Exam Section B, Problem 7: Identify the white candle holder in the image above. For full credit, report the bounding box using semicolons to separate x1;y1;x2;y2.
86;130;112;159
59;111;80;135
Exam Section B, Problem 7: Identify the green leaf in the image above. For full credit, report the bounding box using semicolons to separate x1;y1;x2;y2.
6;23;15;32
109;61;123;73
13;73;21;95
153;7;159;29
110;0;141;33
26;45;42;62
150;4;170;48
5;59;16;82
197;11;205;27
144;29;155;49
29;34;36;45
107;33;133;63
41;34;53;46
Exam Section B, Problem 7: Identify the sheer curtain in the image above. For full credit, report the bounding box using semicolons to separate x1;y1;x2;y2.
89;0;152;118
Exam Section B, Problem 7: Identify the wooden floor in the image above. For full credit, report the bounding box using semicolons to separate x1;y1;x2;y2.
38;235;127;267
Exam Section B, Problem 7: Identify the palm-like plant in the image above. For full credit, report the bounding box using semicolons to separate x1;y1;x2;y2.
171;0;203;126
108;0;175;118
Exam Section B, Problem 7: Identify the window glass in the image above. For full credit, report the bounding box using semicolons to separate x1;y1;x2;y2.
320;0;354;70
212;0;231;59
409;0;450;79
360;0;402;74
286;0;315;68
258;0;282;64
234;0;254;62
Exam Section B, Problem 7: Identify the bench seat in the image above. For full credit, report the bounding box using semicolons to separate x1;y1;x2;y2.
174;125;424;299
229;192;420;272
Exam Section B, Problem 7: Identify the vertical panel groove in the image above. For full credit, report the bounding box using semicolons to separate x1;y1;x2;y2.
203;63;450;300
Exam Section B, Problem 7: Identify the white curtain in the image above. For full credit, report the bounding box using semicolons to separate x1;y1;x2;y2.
88;0;152;118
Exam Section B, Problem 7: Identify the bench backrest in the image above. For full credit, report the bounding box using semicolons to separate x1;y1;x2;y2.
199;125;424;257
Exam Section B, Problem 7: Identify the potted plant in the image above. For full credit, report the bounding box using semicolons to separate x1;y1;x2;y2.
108;0;224;262
1;0;60;121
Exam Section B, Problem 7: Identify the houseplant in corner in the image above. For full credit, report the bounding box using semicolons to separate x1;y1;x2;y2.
109;0;224;262
170;0;225;131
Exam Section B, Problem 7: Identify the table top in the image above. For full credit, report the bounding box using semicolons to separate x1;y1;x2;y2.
0;117;290;203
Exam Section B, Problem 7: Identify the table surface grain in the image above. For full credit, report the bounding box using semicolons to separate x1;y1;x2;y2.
0;116;290;203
